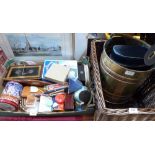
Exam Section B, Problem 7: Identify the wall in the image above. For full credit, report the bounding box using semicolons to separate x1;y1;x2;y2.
74;33;88;60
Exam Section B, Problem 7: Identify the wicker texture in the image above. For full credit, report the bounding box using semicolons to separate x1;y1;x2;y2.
136;71;155;108
91;40;155;121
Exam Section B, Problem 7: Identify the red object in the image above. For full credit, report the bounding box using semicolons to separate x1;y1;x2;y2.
0;49;7;65
0;115;93;121
64;94;74;111
0;99;18;111
55;94;66;104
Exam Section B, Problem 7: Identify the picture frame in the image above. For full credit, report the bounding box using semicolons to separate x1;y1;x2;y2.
0;33;89;61
2;33;74;61
6;65;42;79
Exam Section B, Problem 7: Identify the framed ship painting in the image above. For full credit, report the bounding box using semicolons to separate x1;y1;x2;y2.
4;33;73;60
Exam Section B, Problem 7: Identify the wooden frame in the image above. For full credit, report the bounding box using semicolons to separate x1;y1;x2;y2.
1;33;74;61
6;65;42;79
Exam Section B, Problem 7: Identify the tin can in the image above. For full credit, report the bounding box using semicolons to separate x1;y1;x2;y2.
2;81;23;99
0;81;23;111
100;36;153;104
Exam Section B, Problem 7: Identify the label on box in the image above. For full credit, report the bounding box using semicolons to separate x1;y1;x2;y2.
125;70;135;76
129;108;138;114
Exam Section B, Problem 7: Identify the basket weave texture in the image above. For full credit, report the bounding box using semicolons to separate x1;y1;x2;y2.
90;40;155;121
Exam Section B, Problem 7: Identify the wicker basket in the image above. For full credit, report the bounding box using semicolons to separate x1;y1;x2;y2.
90;39;155;121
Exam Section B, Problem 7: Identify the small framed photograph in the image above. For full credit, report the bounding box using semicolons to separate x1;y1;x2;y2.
6;65;42;79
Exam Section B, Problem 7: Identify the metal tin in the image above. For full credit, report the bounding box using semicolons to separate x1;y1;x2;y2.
2;81;23;99
0;99;17;111
55;94;66;104
100;36;153;104
0;81;23;111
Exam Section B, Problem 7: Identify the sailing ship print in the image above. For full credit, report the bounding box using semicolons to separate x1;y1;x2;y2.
6;34;62;56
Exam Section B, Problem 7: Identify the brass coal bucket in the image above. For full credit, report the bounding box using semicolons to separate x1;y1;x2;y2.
100;35;153;104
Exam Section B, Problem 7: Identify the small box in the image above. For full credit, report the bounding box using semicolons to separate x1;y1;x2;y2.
64;94;74;111
45;64;70;84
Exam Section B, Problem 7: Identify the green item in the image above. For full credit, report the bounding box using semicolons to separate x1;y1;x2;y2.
4;58;15;69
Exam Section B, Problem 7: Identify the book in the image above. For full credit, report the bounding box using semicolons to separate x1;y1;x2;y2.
45;64;70;84
64;94;74;111
42;60;78;81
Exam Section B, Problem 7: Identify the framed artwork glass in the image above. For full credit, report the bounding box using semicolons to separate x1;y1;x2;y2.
1;33;73;61
6;65;42;79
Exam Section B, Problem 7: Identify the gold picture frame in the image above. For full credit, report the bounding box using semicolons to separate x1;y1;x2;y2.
6;65;42;79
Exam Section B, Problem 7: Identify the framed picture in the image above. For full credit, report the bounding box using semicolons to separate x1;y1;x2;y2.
6;65;42;79
0;33;89;62
4;33;73;60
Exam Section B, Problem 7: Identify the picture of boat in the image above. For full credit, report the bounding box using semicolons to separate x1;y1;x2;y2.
6;34;62;56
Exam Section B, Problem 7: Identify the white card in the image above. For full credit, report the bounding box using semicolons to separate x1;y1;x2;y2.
30;86;39;93
125;70;135;76
38;96;53;112
129;108;138;114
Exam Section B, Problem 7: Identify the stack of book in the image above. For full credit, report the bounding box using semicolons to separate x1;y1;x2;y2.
42;60;78;84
